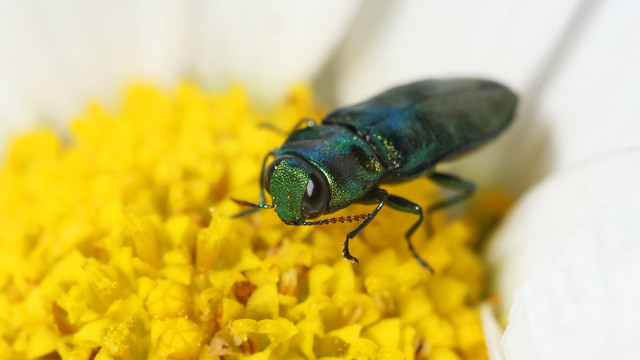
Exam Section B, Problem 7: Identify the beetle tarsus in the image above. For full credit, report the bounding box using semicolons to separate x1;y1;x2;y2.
342;238;360;265
385;194;435;272
407;240;434;273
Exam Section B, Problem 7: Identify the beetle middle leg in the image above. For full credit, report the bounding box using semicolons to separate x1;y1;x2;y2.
386;195;434;273
342;188;389;265
426;172;476;236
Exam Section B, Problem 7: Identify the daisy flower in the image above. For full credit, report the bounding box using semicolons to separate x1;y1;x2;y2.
0;1;639;359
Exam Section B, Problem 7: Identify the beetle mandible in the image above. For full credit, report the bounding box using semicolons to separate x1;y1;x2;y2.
234;79;518;272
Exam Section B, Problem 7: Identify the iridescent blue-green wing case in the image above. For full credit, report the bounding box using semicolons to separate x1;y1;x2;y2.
322;79;517;179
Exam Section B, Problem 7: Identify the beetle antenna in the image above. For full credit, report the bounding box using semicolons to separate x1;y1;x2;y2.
300;213;371;226
231;198;274;218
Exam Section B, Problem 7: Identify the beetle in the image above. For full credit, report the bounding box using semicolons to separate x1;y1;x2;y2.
234;78;517;272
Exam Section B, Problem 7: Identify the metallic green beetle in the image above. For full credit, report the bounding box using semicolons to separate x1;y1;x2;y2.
235;79;517;271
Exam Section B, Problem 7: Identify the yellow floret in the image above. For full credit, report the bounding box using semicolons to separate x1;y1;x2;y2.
347;337;379;360
231;318;259;340
145;280;190;319
329;323;362;344
363;318;401;349
151;317;204;359
0;82;512;359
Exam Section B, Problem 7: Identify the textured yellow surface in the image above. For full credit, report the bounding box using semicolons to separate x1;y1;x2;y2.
0;83;503;359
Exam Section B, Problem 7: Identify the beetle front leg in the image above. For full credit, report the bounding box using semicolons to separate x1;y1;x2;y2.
289;117;317;132
259;117;317;135
342;188;389;265
386;195;434;273
426;172;476;236
232;151;275;217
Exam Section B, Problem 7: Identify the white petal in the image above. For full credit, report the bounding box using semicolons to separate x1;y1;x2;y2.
193;0;362;106
326;0;582;192
0;67;36;144
0;1;362;151
487;147;640;311
486;147;640;358
531;1;640;175
481;302;506;360
134;0;198;86
502;180;640;359
329;0;580;103
0;1;146;145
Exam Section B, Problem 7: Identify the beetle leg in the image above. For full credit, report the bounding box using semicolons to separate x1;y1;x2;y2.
233;151;275;217
386;195;433;273
258;151;276;204
426;172;476;236
290;117;317;132
258;118;316;135
342;188;389;265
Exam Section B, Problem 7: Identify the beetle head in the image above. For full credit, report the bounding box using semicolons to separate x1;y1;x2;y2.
264;155;330;225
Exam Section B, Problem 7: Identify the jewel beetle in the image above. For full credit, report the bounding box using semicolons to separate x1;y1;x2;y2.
234;79;517;272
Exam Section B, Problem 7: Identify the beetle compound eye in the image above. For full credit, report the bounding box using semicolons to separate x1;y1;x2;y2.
301;169;329;219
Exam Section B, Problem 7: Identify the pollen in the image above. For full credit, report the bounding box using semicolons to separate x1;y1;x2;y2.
0;82;509;359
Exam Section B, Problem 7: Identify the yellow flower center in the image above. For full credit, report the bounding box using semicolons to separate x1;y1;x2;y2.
0;82;511;359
